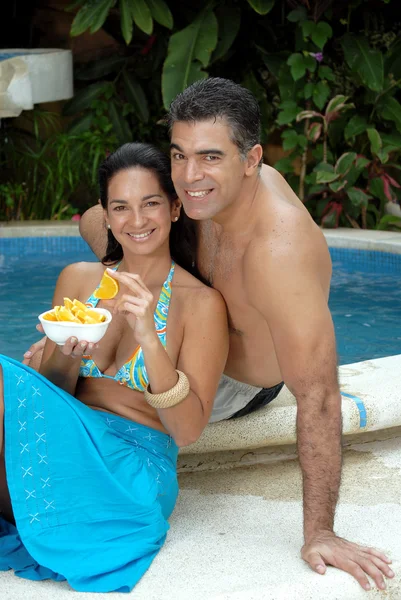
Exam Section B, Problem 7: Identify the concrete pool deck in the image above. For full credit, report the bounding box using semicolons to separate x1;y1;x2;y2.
1;224;401;598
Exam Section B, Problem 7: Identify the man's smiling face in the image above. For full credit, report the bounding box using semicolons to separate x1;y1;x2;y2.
170;118;248;221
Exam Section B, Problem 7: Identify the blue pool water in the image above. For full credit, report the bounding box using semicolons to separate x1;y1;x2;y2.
0;239;400;364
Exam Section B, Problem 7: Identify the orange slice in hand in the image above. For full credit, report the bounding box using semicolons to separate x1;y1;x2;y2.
93;270;119;300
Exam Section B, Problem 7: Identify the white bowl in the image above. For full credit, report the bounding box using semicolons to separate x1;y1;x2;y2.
38;308;112;346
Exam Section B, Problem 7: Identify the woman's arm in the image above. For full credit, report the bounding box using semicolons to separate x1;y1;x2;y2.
110;269;229;447
154;288;229;446
39;263;97;395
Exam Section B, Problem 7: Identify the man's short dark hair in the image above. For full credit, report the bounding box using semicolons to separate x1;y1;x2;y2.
168;78;261;159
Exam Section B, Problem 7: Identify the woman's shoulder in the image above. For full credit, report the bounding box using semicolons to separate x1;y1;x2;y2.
60;261;105;278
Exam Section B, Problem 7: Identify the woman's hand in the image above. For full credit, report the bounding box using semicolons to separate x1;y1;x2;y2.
58;337;96;359
106;269;157;346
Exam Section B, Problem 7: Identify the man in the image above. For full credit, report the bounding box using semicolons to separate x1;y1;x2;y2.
25;78;393;591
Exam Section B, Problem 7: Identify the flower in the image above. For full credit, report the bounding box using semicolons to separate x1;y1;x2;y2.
310;52;324;62
71;214;81;221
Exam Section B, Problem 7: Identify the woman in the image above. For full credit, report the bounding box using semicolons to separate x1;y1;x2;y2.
0;143;228;592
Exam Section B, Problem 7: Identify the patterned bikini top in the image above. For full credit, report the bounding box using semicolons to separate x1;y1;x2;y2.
79;261;175;391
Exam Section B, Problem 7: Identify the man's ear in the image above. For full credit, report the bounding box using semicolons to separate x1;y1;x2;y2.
245;144;263;175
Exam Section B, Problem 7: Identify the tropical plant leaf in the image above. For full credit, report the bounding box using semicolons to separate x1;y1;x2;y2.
376;214;401;230
130;0;153;35
108;102;132;144
316;170;339;183
335;152;357;175
246;0;275;15
75;56;126;80
212;5;241;63
70;0;115;37
147;0;173;29
287;53;306;81
120;0;133;44
344;115;368;139
123;72;149;123
311;22;332;49
313;81;330;110
62;82;110;116
281;129;299;151
346;187;371;207
287;6;307;22
325;95;349;115
341;34;384;92
68;114;93;134
162;8;218;109
379;97;401;133
367;128;382;155
277;101;301;125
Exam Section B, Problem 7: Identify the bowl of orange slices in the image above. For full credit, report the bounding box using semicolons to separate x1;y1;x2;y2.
38;298;112;346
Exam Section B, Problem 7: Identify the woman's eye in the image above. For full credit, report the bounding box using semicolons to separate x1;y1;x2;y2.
145;201;159;207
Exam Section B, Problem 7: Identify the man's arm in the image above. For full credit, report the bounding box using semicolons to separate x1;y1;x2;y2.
244;228;393;591
79;204;108;260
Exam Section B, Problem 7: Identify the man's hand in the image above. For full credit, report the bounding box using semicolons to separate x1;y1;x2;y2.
22;324;46;367
302;531;394;591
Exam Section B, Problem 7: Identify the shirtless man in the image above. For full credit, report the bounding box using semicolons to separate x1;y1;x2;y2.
25;78;393;591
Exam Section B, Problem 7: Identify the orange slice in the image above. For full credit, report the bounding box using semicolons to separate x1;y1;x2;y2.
63;297;74;310
57;306;81;322
83;315;98;324
85;308;106;322
42;311;57;321
93;270;119;300
72;299;87;312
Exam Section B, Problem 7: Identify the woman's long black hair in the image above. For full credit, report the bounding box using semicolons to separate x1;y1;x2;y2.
98;142;201;279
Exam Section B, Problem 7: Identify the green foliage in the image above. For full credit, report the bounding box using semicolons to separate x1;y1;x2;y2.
162;6;218;108
3;0;401;230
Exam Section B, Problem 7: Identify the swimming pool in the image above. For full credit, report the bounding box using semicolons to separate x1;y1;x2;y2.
0;237;400;364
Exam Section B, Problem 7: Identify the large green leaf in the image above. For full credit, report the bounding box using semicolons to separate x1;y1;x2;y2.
70;0;115;36
379;97;401;133
62;82;110;116
109;102;132;144
147;0;173;29
162;8;218;109
130;0;153;35
212;5;241;63
123;72;149;123
246;0;275;15
120;0;133;44
341;34;383;92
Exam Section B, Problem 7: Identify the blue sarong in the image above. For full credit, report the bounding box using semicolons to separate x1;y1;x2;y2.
0;355;179;592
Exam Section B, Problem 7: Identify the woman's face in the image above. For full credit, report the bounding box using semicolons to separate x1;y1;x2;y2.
104;167;180;256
